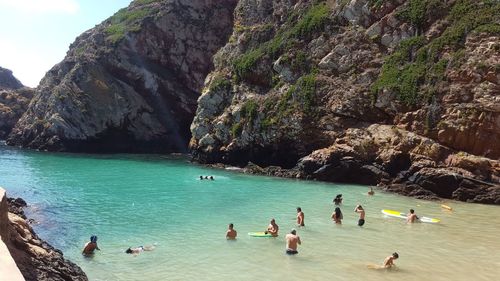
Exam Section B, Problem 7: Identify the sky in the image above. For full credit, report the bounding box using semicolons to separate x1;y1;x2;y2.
0;0;133;87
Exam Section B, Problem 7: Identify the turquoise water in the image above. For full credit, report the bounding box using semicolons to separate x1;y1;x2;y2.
1;143;499;281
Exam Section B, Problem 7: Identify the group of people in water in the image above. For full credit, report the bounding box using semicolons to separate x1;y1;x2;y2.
83;186;406;269
223;187;402;268
200;175;215;180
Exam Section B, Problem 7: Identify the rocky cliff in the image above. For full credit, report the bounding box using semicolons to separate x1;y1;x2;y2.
0;67;24;91
190;0;500;203
8;0;237;152
0;67;34;139
0;189;87;281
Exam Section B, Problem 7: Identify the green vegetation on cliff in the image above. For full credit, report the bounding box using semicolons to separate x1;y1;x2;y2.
372;0;500;106
232;2;330;83
105;6;154;43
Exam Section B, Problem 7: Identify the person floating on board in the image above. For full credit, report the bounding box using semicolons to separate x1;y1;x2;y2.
333;194;343;205
204;176;209;179
331;207;343;224
209;176;214;180
368;187;374;196
296;207;305;227
82;235;100;256
354;205;365;226
407;209;417;223
265;218;279;237
285;229;301;255
226;223;237;239
383;252;399;268
199;176;204;180
125;245;155;255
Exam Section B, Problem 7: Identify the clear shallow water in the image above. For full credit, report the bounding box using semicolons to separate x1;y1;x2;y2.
1;143;499;281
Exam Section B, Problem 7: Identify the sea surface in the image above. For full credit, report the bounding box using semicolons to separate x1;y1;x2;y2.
1;143;499;281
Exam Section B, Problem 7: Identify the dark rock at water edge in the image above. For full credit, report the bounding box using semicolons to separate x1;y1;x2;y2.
3;196;88;281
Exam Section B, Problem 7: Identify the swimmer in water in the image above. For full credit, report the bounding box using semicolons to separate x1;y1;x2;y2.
296;207;304;227
265;218;279;237
333;194;343;205
354;205;365;226
368;187;374;195
226;223;237;239
285;229;301;255
331;207;343;224
407;209;417;223
200;176;204;180
125;245;155;255
383;252;399;268
82;235;100;256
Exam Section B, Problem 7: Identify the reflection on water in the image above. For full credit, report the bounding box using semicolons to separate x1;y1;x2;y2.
1;144;499;281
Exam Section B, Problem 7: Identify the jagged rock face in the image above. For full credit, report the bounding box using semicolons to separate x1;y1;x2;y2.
8;0;237;153
0;67;23;90
190;0;500;203
0;88;34;139
0;67;33;139
0;191;88;281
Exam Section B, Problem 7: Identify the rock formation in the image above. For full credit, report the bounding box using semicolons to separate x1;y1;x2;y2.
0;189;87;281
8;0;238;153
0;67;23;91
0;67;34;139
189;0;500;203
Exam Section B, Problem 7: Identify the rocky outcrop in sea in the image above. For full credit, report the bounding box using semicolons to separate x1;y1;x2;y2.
8;0;238;153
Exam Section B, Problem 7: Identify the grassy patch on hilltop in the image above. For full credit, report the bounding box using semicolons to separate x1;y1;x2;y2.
105;6;153;43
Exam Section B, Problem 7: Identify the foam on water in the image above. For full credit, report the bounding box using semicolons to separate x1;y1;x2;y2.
1;144;499;281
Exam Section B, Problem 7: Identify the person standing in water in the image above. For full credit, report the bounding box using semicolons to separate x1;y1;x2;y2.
407;209;417;223
331;207;343;224
296;207;305;227
82;235;100;256
226;223;237;239
368;187;374;195
333;194;343;205
354;205;365;226
383;252;399;268
285;229;301;255
265;218;279;237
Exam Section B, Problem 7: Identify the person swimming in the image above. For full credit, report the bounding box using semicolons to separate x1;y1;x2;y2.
125;245;155;255
82;235;100;256
200;176;204;180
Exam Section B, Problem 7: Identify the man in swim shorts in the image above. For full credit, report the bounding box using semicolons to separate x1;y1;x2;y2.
226;223;237;239
296;207;305;227
265;218;279;237
383;252;399;268
82;235;100;256
285;229;301;255
354;205;365;226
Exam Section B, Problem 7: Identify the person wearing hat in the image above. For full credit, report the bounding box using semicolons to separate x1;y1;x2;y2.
285;229;301;255
82;235;100;256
